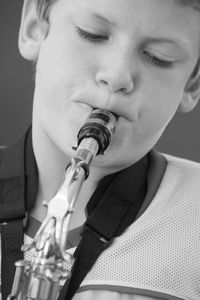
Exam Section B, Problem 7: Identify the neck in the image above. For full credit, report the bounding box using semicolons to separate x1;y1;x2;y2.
31;123;106;222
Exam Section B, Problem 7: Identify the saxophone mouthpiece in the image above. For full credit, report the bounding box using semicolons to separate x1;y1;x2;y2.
76;109;117;155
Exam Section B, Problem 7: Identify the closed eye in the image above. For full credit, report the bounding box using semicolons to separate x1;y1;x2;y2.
75;26;109;43
143;50;175;69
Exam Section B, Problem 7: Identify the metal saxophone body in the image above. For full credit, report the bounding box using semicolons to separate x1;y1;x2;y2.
7;109;117;300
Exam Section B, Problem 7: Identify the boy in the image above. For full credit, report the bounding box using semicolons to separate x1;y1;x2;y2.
1;0;200;299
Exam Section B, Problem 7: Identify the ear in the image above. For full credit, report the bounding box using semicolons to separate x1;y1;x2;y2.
18;0;48;61
178;58;200;113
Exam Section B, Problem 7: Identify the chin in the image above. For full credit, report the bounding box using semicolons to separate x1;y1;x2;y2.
91;150;132;172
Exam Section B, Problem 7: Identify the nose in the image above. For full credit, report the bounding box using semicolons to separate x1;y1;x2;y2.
95;50;135;94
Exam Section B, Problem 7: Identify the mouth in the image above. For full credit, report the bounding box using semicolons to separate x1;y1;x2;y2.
92;107;119;121
75;100;133;123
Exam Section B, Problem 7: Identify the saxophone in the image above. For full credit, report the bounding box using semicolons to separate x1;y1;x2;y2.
7;109;117;300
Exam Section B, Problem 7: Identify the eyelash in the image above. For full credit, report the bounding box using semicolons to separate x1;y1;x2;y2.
143;51;174;69
76;27;175;69
76;27;108;43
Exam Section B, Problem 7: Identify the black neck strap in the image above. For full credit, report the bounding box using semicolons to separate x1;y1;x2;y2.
59;155;149;300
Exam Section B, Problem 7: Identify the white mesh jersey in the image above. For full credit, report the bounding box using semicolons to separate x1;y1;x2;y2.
74;154;200;300
1;154;200;300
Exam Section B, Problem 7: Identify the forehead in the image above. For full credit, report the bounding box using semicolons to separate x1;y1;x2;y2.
51;0;200;49
53;0;200;28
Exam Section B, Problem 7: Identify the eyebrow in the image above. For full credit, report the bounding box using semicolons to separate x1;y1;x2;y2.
85;10;191;53
88;10;116;27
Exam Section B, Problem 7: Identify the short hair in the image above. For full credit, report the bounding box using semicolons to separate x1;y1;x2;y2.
35;0;200;21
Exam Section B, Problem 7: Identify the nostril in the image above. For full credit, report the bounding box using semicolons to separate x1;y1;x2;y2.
96;70;134;94
120;87;129;94
100;80;108;86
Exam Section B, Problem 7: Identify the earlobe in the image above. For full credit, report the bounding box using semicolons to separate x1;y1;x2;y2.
178;59;200;113
18;0;47;61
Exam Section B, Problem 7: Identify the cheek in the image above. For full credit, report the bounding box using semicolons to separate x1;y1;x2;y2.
139;81;184;136
43;26;95;78
35;38;91;116
33;33;97;147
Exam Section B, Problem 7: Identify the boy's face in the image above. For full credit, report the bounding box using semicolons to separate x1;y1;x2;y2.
29;0;200;170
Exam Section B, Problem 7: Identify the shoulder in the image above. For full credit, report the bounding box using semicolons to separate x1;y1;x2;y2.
148;151;200;194
160;153;200;196
163;153;200;172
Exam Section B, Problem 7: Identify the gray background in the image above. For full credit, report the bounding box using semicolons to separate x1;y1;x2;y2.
0;1;200;162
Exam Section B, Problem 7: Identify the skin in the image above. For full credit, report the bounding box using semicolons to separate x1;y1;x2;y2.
19;0;200;227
